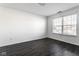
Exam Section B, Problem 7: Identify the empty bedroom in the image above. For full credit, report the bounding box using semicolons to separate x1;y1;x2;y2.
0;3;79;56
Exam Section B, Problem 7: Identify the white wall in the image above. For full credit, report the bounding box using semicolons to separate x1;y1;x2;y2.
48;6;79;46
0;6;47;47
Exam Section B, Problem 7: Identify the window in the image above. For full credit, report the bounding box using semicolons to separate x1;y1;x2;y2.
52;14;77;36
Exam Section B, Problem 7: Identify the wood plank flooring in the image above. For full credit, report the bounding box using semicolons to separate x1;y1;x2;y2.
0;38;79;56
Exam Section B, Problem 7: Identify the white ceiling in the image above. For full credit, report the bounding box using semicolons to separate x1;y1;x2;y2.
0;3;79;16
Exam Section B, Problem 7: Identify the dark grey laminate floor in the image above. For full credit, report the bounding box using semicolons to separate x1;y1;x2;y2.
0;38;79;56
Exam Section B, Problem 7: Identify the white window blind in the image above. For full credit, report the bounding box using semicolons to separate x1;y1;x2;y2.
52;14;77;36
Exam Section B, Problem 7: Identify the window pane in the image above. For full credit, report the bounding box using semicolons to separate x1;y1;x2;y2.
63;14;77;25
53;17;62;26
52;26;62;34
72;14;77;25
52;17;62;34
63;25;76;35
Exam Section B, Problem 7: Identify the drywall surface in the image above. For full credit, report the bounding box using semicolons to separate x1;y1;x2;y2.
48;6;79;46
0;6;46;47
